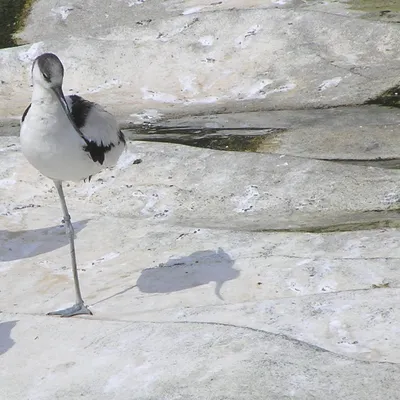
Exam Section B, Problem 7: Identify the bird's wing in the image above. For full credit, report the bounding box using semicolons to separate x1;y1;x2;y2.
66;95;121;145
66;95;125;165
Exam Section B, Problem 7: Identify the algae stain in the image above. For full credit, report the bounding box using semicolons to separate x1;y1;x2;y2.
347;0;400;13
371;282;390;289
0;0;35;49
125;125;285;153
149;134;268;153
365;86;400;108
344;0;400;21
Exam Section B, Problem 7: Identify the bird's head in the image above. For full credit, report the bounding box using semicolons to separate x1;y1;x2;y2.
31;53;75;122
32;53;64;90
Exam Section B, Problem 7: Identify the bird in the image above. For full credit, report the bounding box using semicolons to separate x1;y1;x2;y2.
20;53;126;317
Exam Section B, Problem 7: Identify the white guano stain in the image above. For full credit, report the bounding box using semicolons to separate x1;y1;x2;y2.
184;96;219;105
233;81;295;100
244;79;273;99
128;0;146;6
116;152;142;170
18;42;45;63
141;88;178;103
0;178;16;188
318;77;342;91
82;79;122;94
179;76;197;93
235;25;262;48
51;6;74;20
182;6;204;15
234;185;259;213
129;109;164;123
198;36;214;46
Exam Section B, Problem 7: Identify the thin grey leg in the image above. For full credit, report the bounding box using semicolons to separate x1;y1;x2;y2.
47;180;92;317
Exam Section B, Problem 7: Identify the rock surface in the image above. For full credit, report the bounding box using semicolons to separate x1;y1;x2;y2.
1;0;400;119
2;0;400;399
2;317;400;400
126;105;400;160
2;128;400;398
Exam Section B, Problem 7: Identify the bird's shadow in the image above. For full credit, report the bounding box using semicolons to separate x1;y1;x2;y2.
0;220;89;262
0;320;18;355
136;248;239;299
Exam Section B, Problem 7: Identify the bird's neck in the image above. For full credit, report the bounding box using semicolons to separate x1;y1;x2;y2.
31;85;59;108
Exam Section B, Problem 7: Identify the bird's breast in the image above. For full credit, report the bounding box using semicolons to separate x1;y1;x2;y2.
20;103;98;181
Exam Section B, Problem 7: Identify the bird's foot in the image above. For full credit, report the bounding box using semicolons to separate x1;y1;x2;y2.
47;302;92;317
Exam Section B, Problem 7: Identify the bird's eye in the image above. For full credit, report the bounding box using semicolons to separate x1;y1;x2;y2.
42;72;50;82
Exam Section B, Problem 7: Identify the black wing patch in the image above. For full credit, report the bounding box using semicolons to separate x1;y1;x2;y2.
68;95;125;165
69;95;92;129
83;141;114;165
118;130;126;145
22;104;31;122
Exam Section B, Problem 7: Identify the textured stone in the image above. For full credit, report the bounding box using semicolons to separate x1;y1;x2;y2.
1;0;400;118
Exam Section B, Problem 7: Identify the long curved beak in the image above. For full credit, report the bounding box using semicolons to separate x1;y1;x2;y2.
52;85;71;117
52;86;86;141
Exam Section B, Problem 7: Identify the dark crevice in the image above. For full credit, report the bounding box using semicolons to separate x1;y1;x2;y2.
255;219;400;234
315;157;400;170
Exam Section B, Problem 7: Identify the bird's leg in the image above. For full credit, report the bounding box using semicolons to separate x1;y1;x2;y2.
47;180;92;317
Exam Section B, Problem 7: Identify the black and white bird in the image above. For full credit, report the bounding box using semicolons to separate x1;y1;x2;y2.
20;53;126;317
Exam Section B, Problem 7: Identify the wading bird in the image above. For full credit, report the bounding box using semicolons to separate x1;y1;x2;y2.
20;53;126;317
